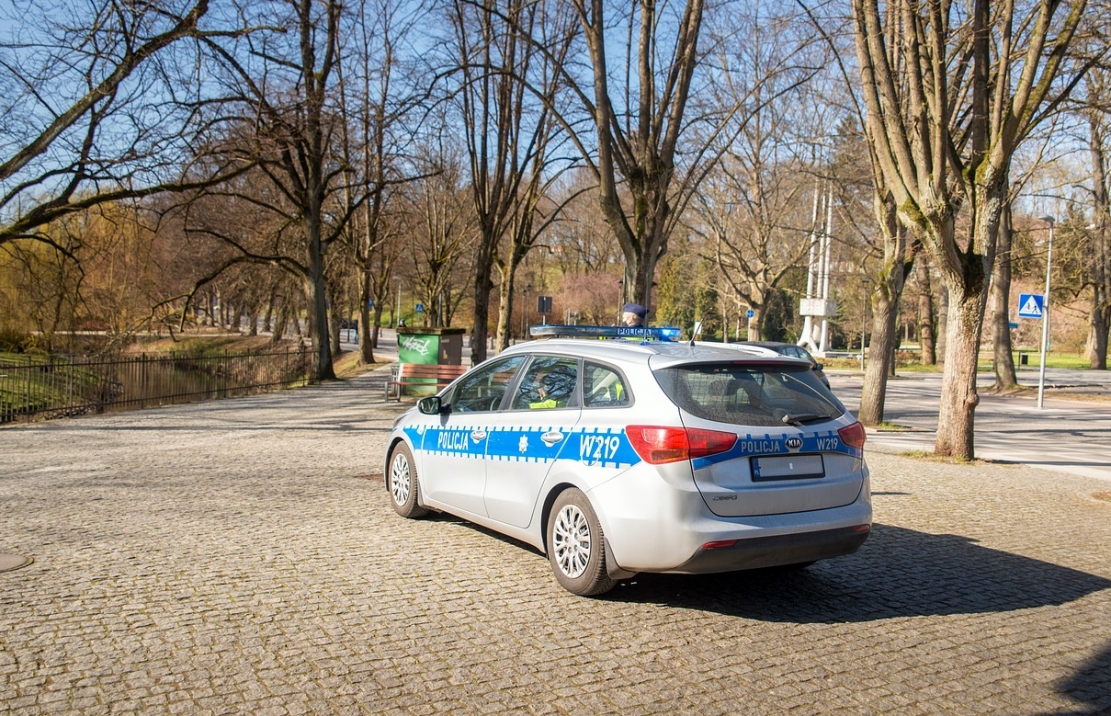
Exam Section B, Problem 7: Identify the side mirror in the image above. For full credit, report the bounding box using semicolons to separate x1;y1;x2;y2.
417;396;443;415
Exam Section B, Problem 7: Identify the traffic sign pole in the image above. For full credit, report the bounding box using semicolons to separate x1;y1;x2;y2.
1037;217;1055;409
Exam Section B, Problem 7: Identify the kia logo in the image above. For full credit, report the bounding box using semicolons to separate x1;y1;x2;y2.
785;437;803;450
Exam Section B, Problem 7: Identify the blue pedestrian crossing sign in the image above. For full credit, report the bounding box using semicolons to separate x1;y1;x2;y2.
1017;293;1044;319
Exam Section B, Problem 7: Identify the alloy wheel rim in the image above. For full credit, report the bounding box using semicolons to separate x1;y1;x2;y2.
552;504;591;578
391;455;411;505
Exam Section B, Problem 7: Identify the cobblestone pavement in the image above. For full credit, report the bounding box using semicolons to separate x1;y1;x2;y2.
2;368;1110;715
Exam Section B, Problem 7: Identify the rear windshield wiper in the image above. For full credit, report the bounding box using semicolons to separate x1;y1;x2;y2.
780;412;828;426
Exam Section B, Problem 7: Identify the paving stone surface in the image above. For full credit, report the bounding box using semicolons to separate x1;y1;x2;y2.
2;367;1110;715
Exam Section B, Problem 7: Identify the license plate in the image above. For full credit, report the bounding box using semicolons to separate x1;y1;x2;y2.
750;454;825;481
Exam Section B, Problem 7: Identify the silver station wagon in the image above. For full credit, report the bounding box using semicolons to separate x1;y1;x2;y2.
385;326;871;596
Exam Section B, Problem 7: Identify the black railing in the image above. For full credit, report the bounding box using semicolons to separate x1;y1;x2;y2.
0;349;314;424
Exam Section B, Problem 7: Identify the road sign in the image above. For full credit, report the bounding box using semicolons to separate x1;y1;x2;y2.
415;303;425;314
746;309;755;319
1017;293;1044;319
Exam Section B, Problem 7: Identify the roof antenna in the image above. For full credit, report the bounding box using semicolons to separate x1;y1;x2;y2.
689;320;703;347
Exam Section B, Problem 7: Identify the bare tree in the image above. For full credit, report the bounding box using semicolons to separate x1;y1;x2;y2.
200;0;372;381
851;0;1097;458
0;0;254;251
566;0;706;311
1083;69;1111;369
446;0;578;362
402;149;476;329
692;2;838;342
337;0;432;363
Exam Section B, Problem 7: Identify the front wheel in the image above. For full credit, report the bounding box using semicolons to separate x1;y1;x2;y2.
547;489;615;596
388;443;428;518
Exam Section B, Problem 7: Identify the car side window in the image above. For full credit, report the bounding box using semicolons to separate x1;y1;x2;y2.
583;362;629;408
451;356;526;412
512;357;579;410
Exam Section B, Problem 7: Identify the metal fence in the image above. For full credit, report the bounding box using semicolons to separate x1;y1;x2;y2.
0;349;314;424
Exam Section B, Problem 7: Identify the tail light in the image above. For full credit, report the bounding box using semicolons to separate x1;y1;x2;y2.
626;426;737;464
838;421;867;449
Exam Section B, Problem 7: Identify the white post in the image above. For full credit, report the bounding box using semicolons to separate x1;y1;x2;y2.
1037;216;1055;409
818;184;834;354
801;181;821;351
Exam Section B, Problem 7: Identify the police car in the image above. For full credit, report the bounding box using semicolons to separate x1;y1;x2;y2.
384;326;871;596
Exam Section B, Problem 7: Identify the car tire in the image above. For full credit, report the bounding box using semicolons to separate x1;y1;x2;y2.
547;489;616;596
388;443;428;518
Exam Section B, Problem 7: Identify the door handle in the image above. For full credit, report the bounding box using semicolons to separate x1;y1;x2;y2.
541;431;564;447
470;429;487;442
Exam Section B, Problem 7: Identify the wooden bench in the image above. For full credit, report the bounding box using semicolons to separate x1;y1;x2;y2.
385;363;468;401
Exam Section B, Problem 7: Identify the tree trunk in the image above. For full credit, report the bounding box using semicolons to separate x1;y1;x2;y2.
328;283;342;358
936;282;948;366
990;201;1018;388
471;255;494;364
359;268;376;364
496;252;527;352
271;300;287;343
859;196;908;426
1090;292;1110;370
306;233;335;381
372;305;383;349
935;284;984;458
859;284;900;425
918;264;936;365
1089;104;1110;370
496;267;513;353
263;288;276;335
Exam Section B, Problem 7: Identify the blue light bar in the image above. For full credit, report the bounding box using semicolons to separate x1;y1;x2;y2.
529;324;682;342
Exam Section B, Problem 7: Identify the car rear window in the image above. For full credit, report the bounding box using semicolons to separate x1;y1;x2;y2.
654;363;845;427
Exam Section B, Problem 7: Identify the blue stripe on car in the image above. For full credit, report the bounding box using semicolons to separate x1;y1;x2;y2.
691;430;862;469
405;425;641;469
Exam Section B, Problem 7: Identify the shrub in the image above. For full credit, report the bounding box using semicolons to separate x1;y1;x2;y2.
0;328;32;353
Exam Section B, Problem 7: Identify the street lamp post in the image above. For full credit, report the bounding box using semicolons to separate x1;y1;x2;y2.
520;283;532;339
860;278;869;372
393;276;402;329
1037;216;1055;409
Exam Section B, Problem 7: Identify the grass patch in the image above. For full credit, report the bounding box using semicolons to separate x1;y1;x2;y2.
893;363;942;373
898;450;990;465
332;349;388;379
821;357;864;371
874;421;912;431
131;335;278;357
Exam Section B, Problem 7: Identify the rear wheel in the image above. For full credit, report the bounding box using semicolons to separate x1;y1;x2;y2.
547;489;615;596
388;443;428;518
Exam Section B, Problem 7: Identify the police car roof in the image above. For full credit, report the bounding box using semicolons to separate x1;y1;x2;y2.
501;337;796;369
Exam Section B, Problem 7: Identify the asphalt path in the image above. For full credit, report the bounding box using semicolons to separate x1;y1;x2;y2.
831;367;1111;483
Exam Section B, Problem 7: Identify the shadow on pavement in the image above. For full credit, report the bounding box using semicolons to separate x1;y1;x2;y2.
1053;640;1111;716
607;524;1111;622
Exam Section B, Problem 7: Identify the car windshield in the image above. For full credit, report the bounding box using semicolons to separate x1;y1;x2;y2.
654;362;845;428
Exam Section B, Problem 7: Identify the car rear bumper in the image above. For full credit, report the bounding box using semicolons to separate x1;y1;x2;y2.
591;463;871;573
668;523;870;574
